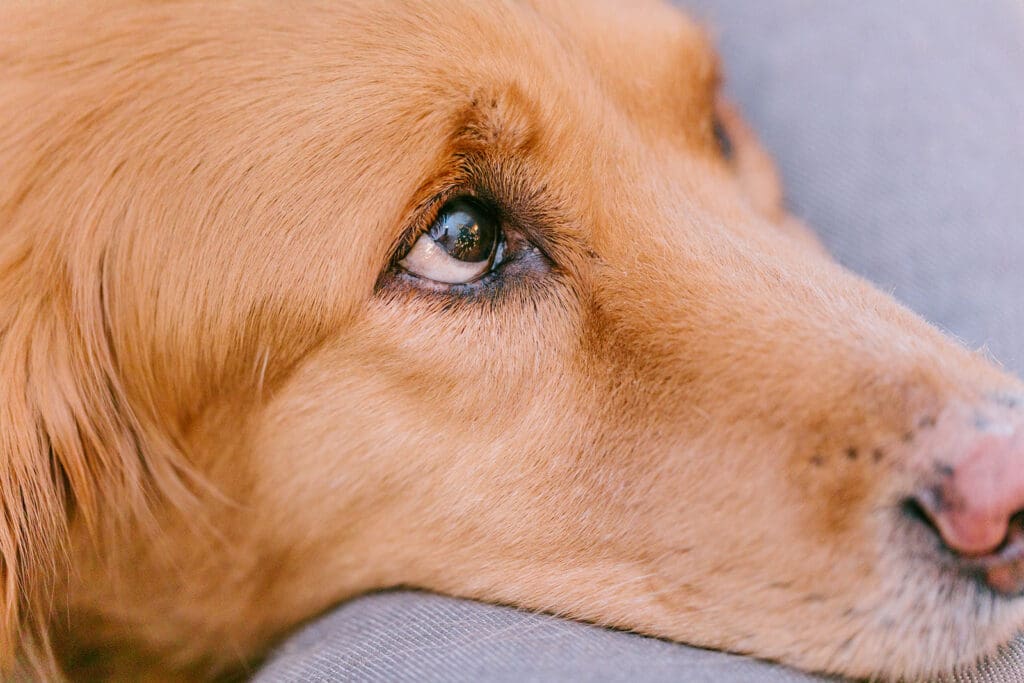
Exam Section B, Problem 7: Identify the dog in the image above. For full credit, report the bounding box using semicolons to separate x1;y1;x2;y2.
2;0;1024;680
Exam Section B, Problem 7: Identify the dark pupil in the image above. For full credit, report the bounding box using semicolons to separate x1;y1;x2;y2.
429;199;496;262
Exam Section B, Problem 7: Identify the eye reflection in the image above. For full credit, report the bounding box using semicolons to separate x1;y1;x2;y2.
429;200;496;263
398;197;503;284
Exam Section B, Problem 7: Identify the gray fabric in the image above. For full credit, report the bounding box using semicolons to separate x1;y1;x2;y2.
254;590;1024;683
256;1;1024;681
253;592;832;683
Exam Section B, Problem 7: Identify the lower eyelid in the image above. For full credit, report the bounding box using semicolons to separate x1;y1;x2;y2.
383;240;549;301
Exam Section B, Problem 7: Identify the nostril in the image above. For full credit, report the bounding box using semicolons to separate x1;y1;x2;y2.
899;493;996;556
909;483;1015;558
902;496;937;537
1009;512;1024;544
906;494;1024;595
907;420;1024;557
902;409;1024;594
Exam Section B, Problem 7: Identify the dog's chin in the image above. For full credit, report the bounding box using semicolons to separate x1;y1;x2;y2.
831;520;1024;681
784;585;1021;681
882;593;1024;682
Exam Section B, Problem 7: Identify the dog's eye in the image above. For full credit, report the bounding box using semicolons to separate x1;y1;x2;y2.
399;197;503;284
712;114;733;161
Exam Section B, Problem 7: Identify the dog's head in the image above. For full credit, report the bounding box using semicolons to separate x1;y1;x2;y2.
2;0;1023;679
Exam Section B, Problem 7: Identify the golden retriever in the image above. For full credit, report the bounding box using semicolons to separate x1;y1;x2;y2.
2;0;1023;680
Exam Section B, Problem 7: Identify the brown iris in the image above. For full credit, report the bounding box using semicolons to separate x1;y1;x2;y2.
428;198;498;263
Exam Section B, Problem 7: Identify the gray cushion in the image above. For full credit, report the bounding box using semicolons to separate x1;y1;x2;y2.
255;1;1024;681
253;592;833;682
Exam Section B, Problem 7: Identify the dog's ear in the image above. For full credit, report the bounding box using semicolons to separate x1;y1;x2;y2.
0;255;195;674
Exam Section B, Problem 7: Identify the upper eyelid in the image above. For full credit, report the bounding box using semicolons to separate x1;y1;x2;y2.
391;178;478;263
388;154;579;275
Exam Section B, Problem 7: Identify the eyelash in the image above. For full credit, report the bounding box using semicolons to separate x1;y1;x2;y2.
394;185;475;261
383;194;556;305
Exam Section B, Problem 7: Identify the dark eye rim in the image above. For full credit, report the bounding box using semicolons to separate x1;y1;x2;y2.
712;113;734;161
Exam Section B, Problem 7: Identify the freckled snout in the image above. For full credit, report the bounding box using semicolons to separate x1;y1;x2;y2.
910;400;1024;595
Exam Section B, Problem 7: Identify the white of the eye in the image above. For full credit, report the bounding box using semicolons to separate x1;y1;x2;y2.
398;233;491;284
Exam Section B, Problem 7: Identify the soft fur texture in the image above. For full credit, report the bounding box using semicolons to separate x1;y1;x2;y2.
2;0;1023;680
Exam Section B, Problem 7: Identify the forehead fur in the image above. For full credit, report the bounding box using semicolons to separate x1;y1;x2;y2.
0;0;729;443
2;0;721;331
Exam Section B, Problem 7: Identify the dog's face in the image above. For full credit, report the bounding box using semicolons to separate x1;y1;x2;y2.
3;0;1024;679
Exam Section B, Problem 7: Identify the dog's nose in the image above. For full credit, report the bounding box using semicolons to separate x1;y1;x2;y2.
918;426;1024;556
911;418;1024;594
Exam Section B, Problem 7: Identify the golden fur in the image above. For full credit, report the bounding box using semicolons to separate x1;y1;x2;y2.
1;0;1023;679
